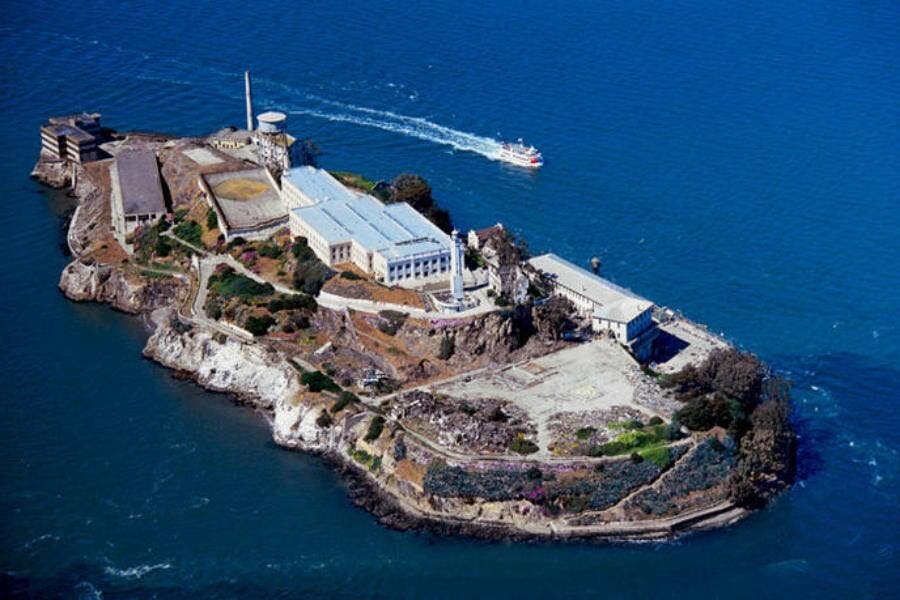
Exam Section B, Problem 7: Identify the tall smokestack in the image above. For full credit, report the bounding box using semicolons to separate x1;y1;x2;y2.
244;70;254;131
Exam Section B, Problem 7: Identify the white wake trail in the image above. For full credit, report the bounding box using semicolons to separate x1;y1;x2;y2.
289;103;502;161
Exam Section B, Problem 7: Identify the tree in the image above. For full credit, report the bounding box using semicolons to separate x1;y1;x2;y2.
438;334;455;360
388;174;453;234
297;139;322;167
390;174;432;206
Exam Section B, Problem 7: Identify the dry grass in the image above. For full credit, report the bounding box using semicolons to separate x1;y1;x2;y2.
212;178;270;201
323;264;427;309
394;459;427;489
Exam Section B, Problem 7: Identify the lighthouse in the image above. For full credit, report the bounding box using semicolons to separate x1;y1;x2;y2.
450;229;465;303
244;70;254;131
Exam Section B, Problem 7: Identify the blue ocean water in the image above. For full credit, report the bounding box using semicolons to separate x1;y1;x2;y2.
1;0;898;596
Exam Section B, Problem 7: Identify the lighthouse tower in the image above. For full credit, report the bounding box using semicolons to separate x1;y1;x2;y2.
450;229;465;303
244;70;254;131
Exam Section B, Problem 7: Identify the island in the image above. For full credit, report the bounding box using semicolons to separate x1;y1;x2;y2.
32;102;795;541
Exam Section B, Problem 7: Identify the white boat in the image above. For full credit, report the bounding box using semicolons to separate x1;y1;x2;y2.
496;138;543;168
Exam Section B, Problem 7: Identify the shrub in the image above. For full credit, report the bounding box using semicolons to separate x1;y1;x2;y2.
174;208;189;223
364;416;386;442
438;334;455;360
509;438;539;455
377;310;408;336
258;243;283;259
267;294;317;312
245;315;276;337
648;416;664;426
340;270;362;280
227;236;247;250
316;410;333;428
575;427;596;440
208;268;274;299
173;220;203;247
675;394;742;431
206;207;218;230
331;391;358;414
301;370;341;393
154;236;173;257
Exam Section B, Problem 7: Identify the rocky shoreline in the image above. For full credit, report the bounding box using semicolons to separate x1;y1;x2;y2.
36;145;793;543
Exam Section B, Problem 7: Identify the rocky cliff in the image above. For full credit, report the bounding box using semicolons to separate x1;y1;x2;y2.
143;314;301;409
59;259;184;314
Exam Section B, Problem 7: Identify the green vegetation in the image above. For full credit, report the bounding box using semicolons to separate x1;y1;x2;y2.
637;445;673;469
438;334;455;360
267;294;317;312
609;419;645;431
575;427;596;440
174;208;189;223
595;424;669;457
339;270;363;280
331;391;358;414
387;174;453;234
206;207;218;230
364;416;386;442
316;410;333;428
301;370;341;394
173;220;202;248
377;310;408;336
291;238;331;295
208;267;275;300
154;236;174;257
330;171;376;192
509;438;539;455
258;242;283;259
245;314;276;337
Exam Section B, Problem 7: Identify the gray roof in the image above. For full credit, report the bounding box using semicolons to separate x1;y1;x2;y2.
283;166;356;203
594;297;654;324
292;195;450;261
203;168;286;231
528;253;653;321
116;150;166;216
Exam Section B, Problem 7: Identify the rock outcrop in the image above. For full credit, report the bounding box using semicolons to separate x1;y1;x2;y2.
143;314;300;410
31;155;72;189
59;259;184;314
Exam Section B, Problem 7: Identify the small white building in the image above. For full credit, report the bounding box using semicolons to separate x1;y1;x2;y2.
528;253;657;361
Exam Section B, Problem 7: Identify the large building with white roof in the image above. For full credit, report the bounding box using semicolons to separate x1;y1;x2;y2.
280;166;356;209
528;253;657;360
286;167;452;286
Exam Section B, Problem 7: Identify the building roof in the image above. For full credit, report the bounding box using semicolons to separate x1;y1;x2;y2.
202;168;286;231
594;297;654;324
257;111;287;123
116;150;166;216
528;253;652;321
283;166;356;203
292;195;450;261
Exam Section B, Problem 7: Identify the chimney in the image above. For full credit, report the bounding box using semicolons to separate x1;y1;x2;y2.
244;70;254;131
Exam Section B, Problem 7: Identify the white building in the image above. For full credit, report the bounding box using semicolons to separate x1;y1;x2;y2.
528;253;657;360
289;190;452;287
280;166;356;209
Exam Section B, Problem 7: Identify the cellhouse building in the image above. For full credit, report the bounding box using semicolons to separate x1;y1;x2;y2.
284;166;452;287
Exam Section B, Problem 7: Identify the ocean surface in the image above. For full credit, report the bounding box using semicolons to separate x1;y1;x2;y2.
1;0;898;596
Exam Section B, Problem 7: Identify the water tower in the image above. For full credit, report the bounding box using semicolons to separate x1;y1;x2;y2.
255;111;293;171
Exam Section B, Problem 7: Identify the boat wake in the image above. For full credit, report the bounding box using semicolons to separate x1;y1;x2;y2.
288;100;502;161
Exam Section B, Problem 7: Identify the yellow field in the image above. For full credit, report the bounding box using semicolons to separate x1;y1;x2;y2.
212;178;270;201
